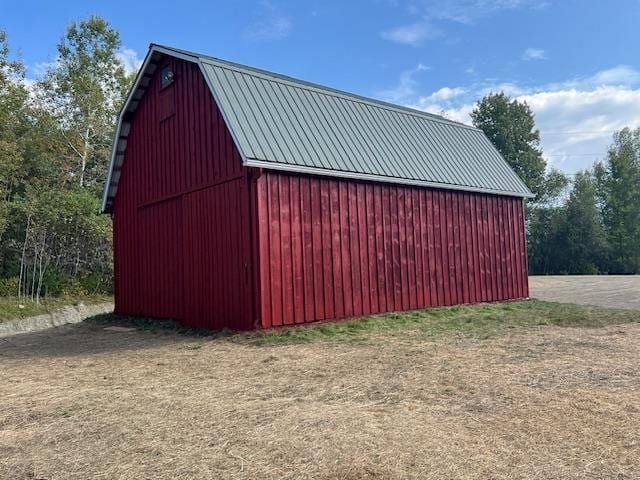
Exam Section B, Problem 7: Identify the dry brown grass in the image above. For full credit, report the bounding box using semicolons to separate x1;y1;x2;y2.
1;312;639;479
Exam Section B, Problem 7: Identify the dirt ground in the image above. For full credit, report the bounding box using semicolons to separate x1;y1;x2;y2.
530;275;640;310
1;319;639;479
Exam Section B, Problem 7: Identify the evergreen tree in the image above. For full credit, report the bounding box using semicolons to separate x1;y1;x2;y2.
595;128;640;273
527;206;565;274
556;171;609;273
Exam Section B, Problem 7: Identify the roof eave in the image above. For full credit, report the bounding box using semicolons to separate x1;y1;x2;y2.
244;159;535;199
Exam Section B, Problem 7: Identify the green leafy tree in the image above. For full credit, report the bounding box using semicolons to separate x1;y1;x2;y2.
15;186;112;300
471;92;568;204
1;17;132;300
0;31;29;243
594;128;640;273
38;16;131;194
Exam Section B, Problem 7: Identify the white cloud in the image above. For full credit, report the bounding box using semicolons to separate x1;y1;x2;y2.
588;65;640;86
31;48;142;79
521;86;640;171
382;0;551;47
380;22;440;46
424;86;467;102
243;1;292;41
378;65;640;173
377;63;430;102
478;82;526;97
423;0;550;23
523;48;546;61
116;47;143;75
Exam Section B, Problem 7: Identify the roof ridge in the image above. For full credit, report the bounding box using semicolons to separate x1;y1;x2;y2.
152;43;479;132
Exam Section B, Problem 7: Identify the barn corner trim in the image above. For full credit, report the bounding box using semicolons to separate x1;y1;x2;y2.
102;44;534;213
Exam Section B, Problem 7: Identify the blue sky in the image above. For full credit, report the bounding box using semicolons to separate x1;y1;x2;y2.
3;0;640;173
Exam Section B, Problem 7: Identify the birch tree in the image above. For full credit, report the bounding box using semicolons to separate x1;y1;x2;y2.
38;16;131;194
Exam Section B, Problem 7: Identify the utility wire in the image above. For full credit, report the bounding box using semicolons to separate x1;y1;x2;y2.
544;153;603;157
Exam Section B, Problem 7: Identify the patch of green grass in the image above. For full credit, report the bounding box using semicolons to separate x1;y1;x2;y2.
0;295;113;322
80;300;640;346
242;300;640;345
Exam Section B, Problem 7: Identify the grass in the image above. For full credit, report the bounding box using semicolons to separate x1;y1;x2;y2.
0;295;113;322
2;299;639;479
85;299;640;345
247;300;639;344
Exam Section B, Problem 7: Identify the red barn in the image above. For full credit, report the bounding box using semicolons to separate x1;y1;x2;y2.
102;44;534;330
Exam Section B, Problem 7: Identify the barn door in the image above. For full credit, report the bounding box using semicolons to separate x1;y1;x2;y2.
137;196;184;319
181;178;252;330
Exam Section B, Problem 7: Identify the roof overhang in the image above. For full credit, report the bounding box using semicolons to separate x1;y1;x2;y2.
101;45;202;213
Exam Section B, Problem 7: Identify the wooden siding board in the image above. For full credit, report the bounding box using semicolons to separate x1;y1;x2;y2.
406;190;417;310
279;176;295;325
330;182;345;318
357;183;371;316
340;182;353;318
510;199;521;299
390;188;402;310
257;179;272;328
268;174;283;326
318;180;332;319
374;184;386;313
349;183;363;316
300;177;315;322
290;176;305;323
397;189;409;310
518;199;529;297
412;189;424;307
366;184;379;314
463;193;475;304
382;186;394;311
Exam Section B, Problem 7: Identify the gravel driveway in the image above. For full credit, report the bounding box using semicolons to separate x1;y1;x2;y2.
529;275;640;310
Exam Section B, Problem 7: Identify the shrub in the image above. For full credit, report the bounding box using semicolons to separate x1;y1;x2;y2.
0;277;19;297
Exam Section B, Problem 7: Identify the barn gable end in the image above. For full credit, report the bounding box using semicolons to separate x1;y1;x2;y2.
112;54;254;329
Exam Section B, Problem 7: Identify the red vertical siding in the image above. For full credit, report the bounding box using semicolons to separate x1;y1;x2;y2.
256;171;529;328
113;56;253;330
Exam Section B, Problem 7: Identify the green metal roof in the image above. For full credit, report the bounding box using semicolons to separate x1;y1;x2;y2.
102;45;532;212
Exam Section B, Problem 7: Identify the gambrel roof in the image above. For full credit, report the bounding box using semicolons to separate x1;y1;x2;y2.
102;44;533;212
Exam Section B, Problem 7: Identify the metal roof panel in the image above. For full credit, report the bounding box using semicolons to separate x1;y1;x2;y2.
102;44;533;212
199;54;533;197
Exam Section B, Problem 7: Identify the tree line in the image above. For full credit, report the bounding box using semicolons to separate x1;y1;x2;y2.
0;17;132;300
0;16;638;303
472;93;640;275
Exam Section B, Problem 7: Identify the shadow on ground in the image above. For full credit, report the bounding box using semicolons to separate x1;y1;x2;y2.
0;313;227;360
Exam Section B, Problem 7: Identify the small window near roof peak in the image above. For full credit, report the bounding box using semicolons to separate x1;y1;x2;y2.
160;65;174;89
